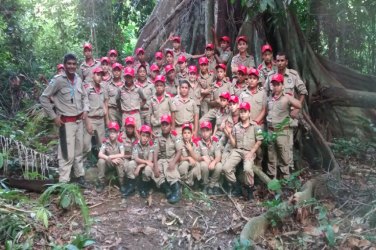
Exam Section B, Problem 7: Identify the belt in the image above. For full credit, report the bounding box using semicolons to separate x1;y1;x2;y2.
122;109;139;115
88;116;104;120
61;113;83;123
268;126;289;131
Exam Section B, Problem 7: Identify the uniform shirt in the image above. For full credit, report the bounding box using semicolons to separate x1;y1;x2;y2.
79;60;101;83
166;78;179;97
211;80;232;102
99;140;124;156
239;87;267;121
119;84;145;112
148;93;176;127
171;95;199;125
105;81;123;109
173;50;192;63
84;83;108;117
231;53;255;70
231;81;247;97
132;140;154;161
155;131;183;159
219;115;239;153
201;107;230;138
181;140;199;158
120;133;137;156
40;73;89;119
135;80;155;109
188;79;201;107
265;68;308;97
207;57;217;73
217;47;233;64
266;93;292;128
197;137;222;160
177;69;189;82
198;72;215;102
232;122;263;151
101;73;113;88
257;61;277;81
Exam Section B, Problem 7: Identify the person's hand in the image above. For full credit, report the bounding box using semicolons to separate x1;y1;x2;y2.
54;116;64;127
224;122;232;136
245;151;256;161
188;157;196;165
86;122;94;135
82;111;88;120
208;161;216;170
167;160;175;171
185;141;193;152
112;158;121;165
146;161;154;168
134;166;141;177
202;156;211;165
290;109;300;119
153;165;160;178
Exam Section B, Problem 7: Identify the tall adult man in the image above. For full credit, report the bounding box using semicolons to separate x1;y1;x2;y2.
40;53;89;185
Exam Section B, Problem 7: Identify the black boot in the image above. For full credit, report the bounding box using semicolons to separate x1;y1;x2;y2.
161;181;172;199
96;181;105;193
122;178;136;197
244;186;254;201
139;180;151;198
77;176;89;189
211;186;224;195
168;182;181;204
119;177;126;194
228;182;242;197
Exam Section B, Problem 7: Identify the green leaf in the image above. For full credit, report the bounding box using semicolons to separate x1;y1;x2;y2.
325;225;335;247
60;194;72;209
64;245;79;250
82;239;95;247
267;179;282;191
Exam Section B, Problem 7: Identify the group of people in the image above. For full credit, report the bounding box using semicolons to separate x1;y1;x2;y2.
40;32;307;204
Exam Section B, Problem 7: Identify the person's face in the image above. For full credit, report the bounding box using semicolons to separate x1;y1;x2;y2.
84;48;92;59
237;41;248;53
113;69;121;78
167;70;175;81
155;81;165;95
64;59;77;75
125;125;135;135
137;52;145;62
124;75;134;85
272;81;284;95
137;67;147;81
219;97;228;108
101;62;109;73
109;130;118;141
57;69;65;75
199;64;208;74
220;40;229;50
276;55;288;71
155;57;163;66
125;62;134;67
201;128;212;140
140;132;150;145
93;72;103;84
166;54;174;64
247;75;259;88
262;51;273;63
182;129;192;141
188;72;197;82
239;109;250;121
216;68;225;80
109;55;117;64
178;61;187;70
161;122;171;134
179;83;189;96
150;70;159;79
205;48;214;57
238;72;246;83
229;102;239;113
172;41;180;50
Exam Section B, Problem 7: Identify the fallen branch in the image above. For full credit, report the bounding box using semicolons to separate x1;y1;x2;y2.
220;187;250;221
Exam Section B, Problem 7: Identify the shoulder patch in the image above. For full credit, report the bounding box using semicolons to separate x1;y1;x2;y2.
212;136;219;142
149;140;154;146
117;133;123;143
256;128;263;136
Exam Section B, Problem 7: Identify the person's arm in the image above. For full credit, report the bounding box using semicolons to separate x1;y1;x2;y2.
254;102;266;124
39;80;61;125
211;27;219;48
191;54;206;59
168;149;182;170
245;141;262;160
193;113;199;137
98;145;108;160
286;94;302;109
159;32;174;51
228;126;236;148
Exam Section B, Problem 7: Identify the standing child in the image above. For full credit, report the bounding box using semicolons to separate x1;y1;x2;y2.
211;28;233;65
176;55;189;80
205;43;217;73
134;48;150;73
230;36;255;78
187;65;202;108
105;63;123;126
100;57;112;87
135;65;155;125
198;57;215;115
164;64;179;97
209;64;232;108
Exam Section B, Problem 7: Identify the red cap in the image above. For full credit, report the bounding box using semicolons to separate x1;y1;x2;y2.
239;102;251;111
124;56;134;64
83;43;92;50
100;57;110;64
140;124;152;134
92;67;103;74
124;117;136;126
271;73;284;83
229;95;239;103
150;64;160;72
177;55;187;63
182;123;193;131
261;44;273;53
154;75;166;83
112;62;123;70
237;65;247;75
165;49;174;56
160;114;172;124
219;91;231;100
155;51;163;59
171;36;181;43
200;121;212;130
108;121;120;132
164;64;175;74
124;67;135;77
236;36;247;43
188;65;197;74
199;57;209;65
215;64;226;71
205;43;214;50
248;67;259;77
57;64;64;70
135;48;145;55
108;49;118;56
220;36;230;43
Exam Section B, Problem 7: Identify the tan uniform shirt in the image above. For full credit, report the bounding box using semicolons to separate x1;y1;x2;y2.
132;140;154;161
217;47;233;64
177;69;189;82
119;84;145;112
120;133;137;157
198;72;215;102
171;96;199;125
101;73;113;88
173;50;192;63
40;73;89;119
99;140;124;156
148;93;175;127
105;81;123;109
79;60;101;83
211;80;232;101
188;79;201;107
197;137;221;160
239;87;267;121
135;80;155;109
155;132;183;159
265;68;308;97
208;57;217;73
84;83;108;117
166;78;179;97
257;61;277;81
232;122;263;151
231;81;247;97
181;140;199;158
266;93;293;128
231;53;255;69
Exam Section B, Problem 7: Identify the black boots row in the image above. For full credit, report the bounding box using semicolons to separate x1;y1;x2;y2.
161;181;181;204
120;178;151;198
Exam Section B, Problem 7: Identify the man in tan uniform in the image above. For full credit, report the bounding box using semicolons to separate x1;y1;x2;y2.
40;53;89;184
119;67;146;129
79;43;101;83
105;63;123;126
